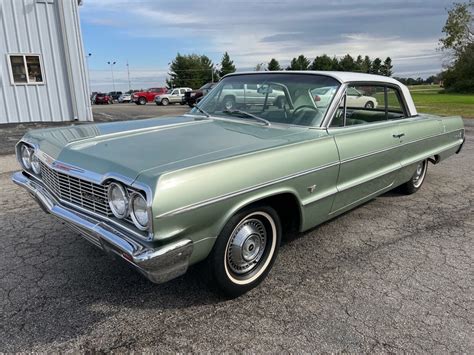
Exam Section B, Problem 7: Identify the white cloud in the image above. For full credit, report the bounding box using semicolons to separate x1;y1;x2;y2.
81;0;452;88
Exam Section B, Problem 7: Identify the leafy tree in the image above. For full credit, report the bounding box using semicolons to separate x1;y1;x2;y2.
311;54;333;70
267;58;281;71
439;1;473;57
287;54;311;70
361;55;372;73
439;1;474;92
443;43;474;92
219;52;236;78
355;55;363;72
167;53;214;88
381;57;393;76
338;54;357;71
370;57;382;75
331;56;340;71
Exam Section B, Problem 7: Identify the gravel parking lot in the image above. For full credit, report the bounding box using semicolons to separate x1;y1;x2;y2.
0;113;472;352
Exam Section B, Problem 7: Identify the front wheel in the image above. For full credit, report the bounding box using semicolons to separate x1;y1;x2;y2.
138;97;147;105
399;159;428;194
206;205;281;298
161;98;169;106
223;96;235;111
364;101;374;109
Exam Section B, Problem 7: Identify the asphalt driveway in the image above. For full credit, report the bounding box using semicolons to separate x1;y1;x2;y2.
0;118;472;352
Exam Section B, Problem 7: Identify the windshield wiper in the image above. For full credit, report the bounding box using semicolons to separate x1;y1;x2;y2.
222;110;271;126
193;104;210;118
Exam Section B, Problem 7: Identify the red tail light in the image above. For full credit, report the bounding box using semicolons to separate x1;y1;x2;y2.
314;95;321;102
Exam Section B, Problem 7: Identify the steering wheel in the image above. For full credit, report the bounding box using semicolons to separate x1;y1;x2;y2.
292;105;320;126
293;105;319;115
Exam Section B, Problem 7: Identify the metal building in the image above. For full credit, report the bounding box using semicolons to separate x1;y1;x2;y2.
0;0;92;124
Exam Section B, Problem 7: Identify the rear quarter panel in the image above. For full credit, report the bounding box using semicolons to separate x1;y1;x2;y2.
396;114;464;183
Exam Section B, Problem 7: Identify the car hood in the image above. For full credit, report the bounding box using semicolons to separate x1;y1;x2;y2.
24;115;322;182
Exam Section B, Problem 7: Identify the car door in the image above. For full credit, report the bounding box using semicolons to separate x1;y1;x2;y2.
169;89;180;103
387;85;444;181
327;84;402;216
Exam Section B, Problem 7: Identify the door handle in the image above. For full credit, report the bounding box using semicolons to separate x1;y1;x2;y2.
393;133;405;139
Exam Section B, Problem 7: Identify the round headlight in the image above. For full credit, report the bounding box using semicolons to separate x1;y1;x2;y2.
20;144;33;170
107;182;129;219
31;154;41;175
130;193;149;231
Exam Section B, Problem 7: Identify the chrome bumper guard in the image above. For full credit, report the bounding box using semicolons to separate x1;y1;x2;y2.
12;172;193;284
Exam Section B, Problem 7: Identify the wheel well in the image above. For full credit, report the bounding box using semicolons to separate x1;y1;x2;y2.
246;193;301;238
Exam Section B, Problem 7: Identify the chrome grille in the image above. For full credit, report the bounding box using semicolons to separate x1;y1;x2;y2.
40;162;112;217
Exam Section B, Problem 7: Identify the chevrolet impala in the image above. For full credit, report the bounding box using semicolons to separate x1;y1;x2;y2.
12;72;465;297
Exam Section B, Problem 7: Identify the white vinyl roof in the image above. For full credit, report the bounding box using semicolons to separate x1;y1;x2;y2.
225;71;418;116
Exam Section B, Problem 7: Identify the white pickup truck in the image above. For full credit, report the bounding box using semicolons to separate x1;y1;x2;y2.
219;83;286;110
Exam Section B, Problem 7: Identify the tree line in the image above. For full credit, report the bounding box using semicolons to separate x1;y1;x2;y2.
167;52;393;88
264;54;393;76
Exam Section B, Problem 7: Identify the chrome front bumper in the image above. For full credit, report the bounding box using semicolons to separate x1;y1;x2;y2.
12;171;193;284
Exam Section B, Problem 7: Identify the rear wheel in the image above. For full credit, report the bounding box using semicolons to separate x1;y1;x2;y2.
138;97;147;105
206;205;281;298
399;159;428;194
364;101;374;109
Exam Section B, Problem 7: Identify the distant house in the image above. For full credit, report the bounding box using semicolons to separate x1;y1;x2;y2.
0;0;92;124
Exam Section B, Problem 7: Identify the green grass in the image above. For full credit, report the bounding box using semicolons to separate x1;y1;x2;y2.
408;85;474;118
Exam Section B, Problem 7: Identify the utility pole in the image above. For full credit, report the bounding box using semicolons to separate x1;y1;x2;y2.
126;60;131;91
107;61;116;91
85;53;92;94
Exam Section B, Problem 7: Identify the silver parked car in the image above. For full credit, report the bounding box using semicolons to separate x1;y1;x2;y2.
154;87;192;106
118;93;132;103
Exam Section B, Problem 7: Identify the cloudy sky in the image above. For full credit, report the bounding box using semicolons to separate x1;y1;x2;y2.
80;0;456;92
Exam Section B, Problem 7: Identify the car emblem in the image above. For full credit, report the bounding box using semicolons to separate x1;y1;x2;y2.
82;192;105;204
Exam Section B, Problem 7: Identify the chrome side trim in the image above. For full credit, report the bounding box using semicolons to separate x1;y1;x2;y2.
12;171;193;284
329;182;395;216
340;130;462;164
156;161;340;219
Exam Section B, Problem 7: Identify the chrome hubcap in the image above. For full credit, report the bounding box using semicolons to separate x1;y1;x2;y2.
225;100;233;110
413;161;426;188
227;218;267;274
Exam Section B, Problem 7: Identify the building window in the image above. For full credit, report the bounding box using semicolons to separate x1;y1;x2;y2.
8;54;44;85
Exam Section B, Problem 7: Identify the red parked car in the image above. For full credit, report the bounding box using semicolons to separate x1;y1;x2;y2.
132;87;168;105
94;93;112;104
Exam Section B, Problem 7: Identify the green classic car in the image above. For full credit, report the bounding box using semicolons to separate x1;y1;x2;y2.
12;72;465;297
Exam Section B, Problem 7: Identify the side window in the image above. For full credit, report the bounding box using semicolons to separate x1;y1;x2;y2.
9;54;44;84
386;88;406;118
330;84;406;127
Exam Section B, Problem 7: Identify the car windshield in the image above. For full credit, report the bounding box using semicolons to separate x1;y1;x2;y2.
191;73;340;127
